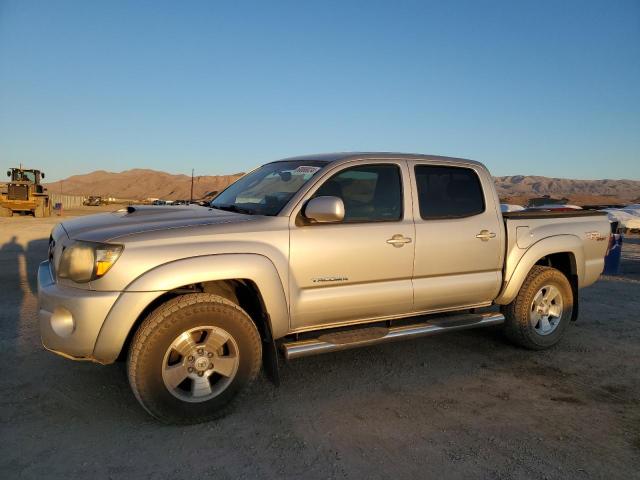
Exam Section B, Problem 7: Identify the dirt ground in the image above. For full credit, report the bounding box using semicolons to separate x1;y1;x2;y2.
0;212;638;479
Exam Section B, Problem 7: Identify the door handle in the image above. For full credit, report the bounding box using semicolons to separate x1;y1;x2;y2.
386;234;412;248
475;230;496;241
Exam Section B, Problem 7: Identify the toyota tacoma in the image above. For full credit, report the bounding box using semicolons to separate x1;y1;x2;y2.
38;153;610;423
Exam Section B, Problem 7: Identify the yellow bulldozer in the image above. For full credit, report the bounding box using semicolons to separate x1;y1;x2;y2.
0;166;51;217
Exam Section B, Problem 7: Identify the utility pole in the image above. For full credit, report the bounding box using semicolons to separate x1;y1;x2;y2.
190;168;194;204
58;179;63;216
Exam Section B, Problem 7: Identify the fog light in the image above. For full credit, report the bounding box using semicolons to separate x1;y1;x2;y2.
50;307;75;337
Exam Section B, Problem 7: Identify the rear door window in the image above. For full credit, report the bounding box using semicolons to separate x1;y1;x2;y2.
414;165;485;219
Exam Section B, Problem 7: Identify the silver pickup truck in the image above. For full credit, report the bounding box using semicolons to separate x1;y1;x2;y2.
38;153;610;423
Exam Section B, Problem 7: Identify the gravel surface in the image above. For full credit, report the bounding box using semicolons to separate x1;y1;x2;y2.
0;214;638;479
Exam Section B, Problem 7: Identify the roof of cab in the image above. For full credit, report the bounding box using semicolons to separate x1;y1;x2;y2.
274;152;485;168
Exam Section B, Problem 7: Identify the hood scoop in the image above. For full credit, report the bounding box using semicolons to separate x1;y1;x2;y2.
114;205;195;217
61;205;255;242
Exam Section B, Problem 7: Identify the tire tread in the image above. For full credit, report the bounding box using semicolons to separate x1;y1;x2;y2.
127;293;262;424
502;265;572;350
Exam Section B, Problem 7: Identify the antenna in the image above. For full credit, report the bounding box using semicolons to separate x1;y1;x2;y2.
190;168;194;204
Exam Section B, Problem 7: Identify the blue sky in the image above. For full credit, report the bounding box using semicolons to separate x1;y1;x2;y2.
1;0;638;182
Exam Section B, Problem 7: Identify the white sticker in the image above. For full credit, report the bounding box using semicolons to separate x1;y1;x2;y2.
293;166;321;175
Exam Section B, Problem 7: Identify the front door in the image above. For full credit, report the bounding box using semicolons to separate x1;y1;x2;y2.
288;161;415;330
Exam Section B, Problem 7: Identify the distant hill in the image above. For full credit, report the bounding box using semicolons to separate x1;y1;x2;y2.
45;168;640;204
494;175;640;205
45;169;243;201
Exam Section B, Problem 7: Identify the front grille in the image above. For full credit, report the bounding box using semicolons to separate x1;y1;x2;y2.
48;235;56;278
48;235;55;262
48;229;67;280
8;184;29;201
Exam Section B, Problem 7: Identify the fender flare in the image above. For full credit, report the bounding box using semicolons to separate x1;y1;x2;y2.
494;235;584;305
92;254;289;363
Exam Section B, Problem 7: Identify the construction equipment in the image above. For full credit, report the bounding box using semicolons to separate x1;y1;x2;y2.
83;196;102;206
0;166;51;217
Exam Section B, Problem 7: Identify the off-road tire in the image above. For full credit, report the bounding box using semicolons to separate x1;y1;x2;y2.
33;200;49;218
502;265;573;350
0;206;12;217
127;293;262;424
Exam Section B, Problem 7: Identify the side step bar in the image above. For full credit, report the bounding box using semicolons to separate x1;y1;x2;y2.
281;312;505;360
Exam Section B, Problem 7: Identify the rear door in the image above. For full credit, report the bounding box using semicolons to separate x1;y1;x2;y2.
288;160;415;330
410;162;503;312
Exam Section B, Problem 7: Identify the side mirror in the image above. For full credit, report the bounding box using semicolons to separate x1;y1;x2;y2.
41;172;45;179
304;196;345;223
6;171;10;178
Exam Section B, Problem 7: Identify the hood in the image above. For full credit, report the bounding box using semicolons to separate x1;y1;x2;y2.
60;205;256;242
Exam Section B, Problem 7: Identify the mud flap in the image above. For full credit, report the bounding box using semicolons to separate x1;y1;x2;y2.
262;338;280;386
570;274;579;322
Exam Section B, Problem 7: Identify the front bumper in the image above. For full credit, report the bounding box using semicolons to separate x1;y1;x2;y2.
38;261;121;363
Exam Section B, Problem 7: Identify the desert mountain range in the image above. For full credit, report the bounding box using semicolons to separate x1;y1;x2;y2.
45;168;640;205
46;169;243;201
494;175;640;205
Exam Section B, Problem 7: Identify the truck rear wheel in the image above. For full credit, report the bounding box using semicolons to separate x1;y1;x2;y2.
502;265;573;350
127;293;262;424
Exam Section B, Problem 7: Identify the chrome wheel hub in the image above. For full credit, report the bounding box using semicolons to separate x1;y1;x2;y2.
162;326;240;403
193;356;210;372
529;284;563;336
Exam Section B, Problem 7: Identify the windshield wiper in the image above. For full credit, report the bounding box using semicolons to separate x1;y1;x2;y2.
210;204;255;215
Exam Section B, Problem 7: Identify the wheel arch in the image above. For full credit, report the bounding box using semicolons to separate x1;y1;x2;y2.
495;235;584;306
92;254;289;367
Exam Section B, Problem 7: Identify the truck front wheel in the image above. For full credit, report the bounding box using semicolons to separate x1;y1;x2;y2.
502;265;573;350
127;293;262;424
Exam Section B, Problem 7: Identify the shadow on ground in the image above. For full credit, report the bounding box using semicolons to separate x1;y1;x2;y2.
0;235;48;355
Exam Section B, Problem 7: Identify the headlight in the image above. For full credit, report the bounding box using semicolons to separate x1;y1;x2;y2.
57;241;123;283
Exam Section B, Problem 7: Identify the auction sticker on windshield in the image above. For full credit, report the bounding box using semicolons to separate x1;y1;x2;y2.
293;166;321;175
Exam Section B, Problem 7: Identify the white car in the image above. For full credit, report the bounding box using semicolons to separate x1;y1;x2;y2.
604;208;640;231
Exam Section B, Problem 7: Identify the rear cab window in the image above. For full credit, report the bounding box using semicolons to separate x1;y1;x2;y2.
414;165;485;219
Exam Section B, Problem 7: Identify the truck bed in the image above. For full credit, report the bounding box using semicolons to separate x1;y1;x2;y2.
500;209;609;295
502;210;607;220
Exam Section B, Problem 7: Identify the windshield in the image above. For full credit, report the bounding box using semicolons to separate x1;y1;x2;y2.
12;170;36;182
210;160;328;216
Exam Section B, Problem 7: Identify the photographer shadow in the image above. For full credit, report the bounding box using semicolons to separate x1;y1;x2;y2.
0;235;49;356
0;236;26;356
